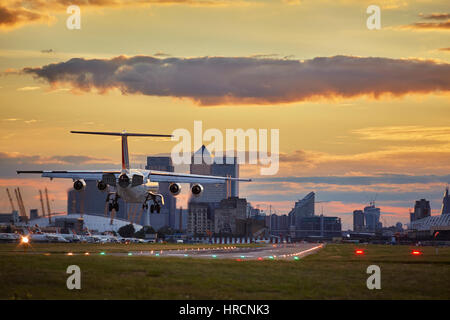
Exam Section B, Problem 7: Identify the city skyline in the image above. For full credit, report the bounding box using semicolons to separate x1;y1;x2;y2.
0;0;449;230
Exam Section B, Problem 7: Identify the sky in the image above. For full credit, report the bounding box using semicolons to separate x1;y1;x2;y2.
0;0;449;229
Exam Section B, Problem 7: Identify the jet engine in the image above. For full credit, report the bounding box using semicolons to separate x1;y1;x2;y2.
73;179;86;191
118;174;130;188
97;180;108;191
169;183;181;196
191;184;203;197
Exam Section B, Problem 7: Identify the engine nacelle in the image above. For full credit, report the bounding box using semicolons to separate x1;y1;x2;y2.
191;184;203;197
169;183;181;196
73;179;86;191
118;174;130;188
97;180;108;191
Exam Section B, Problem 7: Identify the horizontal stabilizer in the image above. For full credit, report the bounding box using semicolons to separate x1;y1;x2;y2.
70;131;172;138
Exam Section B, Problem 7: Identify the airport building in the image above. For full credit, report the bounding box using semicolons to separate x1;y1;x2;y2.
0;210;19;225
269;214;290;237
295;215;342;239
407;187;450;240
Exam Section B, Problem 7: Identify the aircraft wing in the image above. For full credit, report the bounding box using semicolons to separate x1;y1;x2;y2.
147;170;252;184
16;170;120;180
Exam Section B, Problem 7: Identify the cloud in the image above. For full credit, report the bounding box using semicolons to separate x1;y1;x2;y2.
0;151;117;178
419;13;450;20
353;126;450;142
399;13;450;31
22;55;450;105
17;86;40;91
404;21;450;30
0;5;50;30
0;0;254;30
439;47;450;52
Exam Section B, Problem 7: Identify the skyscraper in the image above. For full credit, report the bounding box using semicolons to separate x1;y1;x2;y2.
189;145;239;203
353;210;364;232
364;202;380;231
441;186;450;215
289;192;315;228
412;198;431;222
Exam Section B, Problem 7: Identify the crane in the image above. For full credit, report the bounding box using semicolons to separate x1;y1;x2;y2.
6;188;15;212
45;187;52;224
39;190;46;217
14;188;28;223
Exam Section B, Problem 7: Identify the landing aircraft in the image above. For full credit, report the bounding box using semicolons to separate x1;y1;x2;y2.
17;130;251;214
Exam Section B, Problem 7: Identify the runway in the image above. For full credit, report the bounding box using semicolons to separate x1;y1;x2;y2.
121;243;324;260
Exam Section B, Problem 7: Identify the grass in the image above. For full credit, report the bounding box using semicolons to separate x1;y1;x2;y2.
0;243;449;300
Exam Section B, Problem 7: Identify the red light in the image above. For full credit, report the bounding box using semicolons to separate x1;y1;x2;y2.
236;258;242;261
411;250;422;256
257;257;263;261
355;249;364;255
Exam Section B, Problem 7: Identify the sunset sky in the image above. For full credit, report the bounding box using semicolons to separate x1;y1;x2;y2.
0;0;449;229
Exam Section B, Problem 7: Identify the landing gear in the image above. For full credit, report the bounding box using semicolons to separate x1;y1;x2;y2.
150;204;161;214
106;192;120;213
143;192;164;214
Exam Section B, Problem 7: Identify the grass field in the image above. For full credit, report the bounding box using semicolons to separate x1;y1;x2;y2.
0;243;449;300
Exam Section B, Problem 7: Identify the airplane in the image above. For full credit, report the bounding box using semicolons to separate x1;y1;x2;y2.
17;130;251;215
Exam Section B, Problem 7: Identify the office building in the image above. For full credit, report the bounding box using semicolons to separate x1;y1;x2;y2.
353;210;364;232
190;145;239;204
411;199;431;222
364;202;380;231
214;197;247;235
288;192;315;228
187;202;214;236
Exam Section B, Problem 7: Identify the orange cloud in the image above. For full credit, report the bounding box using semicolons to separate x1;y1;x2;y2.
0;0;254;30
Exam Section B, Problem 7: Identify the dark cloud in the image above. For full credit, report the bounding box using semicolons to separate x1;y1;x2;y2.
0;5;45;28
23;55;450;105
402;13;450;30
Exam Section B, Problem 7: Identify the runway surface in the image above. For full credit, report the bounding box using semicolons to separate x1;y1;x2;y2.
120;243;324;260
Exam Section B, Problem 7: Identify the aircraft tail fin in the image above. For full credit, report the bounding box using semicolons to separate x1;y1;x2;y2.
70;131;173;170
